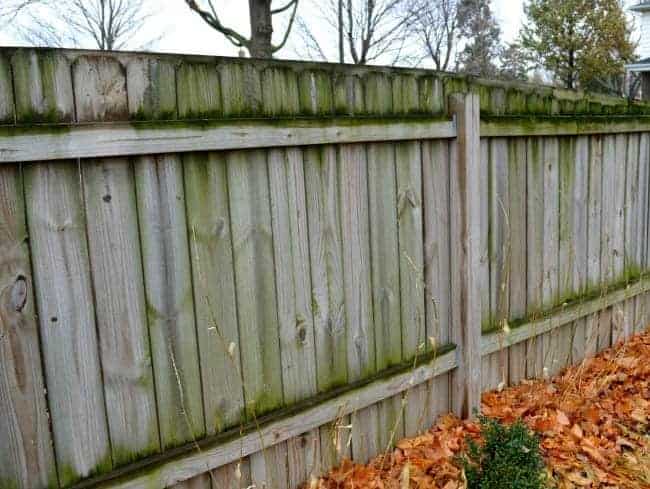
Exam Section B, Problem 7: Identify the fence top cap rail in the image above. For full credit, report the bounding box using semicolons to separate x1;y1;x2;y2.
2;46;649;121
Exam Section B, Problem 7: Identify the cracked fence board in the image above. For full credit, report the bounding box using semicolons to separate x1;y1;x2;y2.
0;164;57;489
16;49;111;486
74;55;160;466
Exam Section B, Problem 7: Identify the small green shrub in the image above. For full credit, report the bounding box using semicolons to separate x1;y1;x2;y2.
458;416;548;489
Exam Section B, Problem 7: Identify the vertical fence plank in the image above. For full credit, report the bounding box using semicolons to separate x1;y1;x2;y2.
365;72;402;453
484;138;509;391
542;137;560;376
367;140;403;446
136;152;207;450
184;152;245;435
423;139;452;421
268;146;319;485
395;74;428;437
228;150;283;416
600;135;618;348
340;142;379;462
0;164;57;489
571;137;589;363
585;136;603;356
635;134;650;334
508;138;527;384
0;53;56;489
368;75;402;450
450;93;481;417
478;139;491;383
623;134;640;340
557;137;576;370
526;137;545;378
74;55;160;466
303;145;350;472
15;49;112;486
305;69;357;471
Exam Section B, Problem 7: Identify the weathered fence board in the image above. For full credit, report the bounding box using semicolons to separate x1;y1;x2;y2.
3;49;650;489
0;164;57;489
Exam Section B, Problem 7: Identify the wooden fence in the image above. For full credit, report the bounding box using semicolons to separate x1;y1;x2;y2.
1;48;650;489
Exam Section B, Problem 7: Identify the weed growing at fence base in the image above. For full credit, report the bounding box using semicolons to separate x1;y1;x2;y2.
458;417;548;489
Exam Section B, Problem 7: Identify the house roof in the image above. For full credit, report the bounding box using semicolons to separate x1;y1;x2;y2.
630;1;650;12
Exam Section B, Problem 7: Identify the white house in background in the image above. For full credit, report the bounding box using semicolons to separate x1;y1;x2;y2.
628;2;650;77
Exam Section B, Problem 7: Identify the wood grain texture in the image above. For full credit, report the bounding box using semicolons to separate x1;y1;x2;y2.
75;55;160;465
367;140;403;447
365;70;402;454
394;74;428;437
99;349;457;489
82;158;160;463
541;137;560;376
526;137;544;378
481;276;650;356
422;139;452;420
587;136;603;356
449;93;482;417
0;165;57;489
339;142;379;463
268;145;319;485
228;150;283;417
303;145;349;472
17;49;111;486
507;138;527;384
556;137;576;370
484;138;509;391
184;152;245;436
0;118;458;164
135;154;205;449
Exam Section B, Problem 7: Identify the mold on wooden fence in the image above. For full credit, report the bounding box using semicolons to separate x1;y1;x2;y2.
1;47;650;489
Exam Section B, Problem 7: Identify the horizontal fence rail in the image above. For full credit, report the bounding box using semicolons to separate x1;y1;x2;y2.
0;118;457;163
2;47;650;489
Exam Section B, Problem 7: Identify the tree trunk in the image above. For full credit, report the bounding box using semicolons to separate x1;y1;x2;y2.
248;0;274;58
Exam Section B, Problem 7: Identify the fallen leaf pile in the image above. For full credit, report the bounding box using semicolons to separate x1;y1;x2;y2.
312;331;650;488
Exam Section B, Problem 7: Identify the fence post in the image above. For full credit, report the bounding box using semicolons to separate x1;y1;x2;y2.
450;92;482;418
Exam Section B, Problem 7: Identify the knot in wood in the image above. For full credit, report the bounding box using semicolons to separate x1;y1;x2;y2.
10;275;28;312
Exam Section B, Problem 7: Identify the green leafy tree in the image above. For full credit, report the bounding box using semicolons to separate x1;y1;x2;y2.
520;0;635;93
456;0;501;77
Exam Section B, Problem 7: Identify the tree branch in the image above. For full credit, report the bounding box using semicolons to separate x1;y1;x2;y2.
184;0;250;48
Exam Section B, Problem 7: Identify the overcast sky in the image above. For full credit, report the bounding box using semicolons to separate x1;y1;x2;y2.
0;0;640;63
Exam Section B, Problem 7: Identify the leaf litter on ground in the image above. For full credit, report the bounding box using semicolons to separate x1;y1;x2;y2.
311;331;650;488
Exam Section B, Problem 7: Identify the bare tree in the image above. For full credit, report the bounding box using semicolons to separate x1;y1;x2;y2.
294;0;415;65
184;0;299;58
0;0;41;26
406;0;460;71
12;0;157;50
